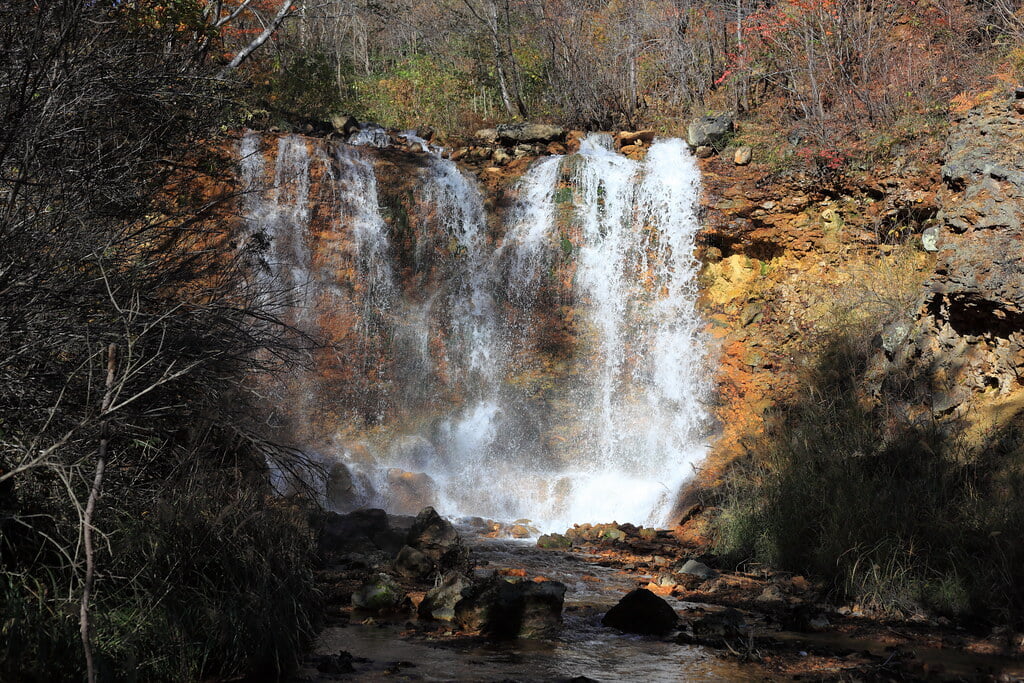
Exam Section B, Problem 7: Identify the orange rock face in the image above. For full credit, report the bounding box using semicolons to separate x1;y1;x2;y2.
688;151;940;499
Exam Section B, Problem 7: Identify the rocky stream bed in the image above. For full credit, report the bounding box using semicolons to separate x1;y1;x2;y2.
290;509;1024;682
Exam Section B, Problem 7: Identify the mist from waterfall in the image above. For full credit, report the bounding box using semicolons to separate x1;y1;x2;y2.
240;131;707;531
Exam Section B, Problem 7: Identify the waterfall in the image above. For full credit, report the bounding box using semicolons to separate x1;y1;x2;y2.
501;155;563;302
239;131;707;530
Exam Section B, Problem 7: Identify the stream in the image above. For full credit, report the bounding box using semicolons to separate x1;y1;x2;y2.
297;536;766;682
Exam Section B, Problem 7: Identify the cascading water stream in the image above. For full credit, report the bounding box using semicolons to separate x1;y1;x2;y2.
239;130;707;531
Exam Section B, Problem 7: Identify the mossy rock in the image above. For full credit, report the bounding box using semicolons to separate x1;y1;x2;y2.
537;533;572;549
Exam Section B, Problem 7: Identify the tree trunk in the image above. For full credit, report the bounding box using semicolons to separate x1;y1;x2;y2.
80;343;117;683
217;0;296;78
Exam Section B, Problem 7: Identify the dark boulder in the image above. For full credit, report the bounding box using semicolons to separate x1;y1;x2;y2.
692;607;747;639
454;574;567;639
601;588;679;636
393;544;435;580
406;506;469;572
537;533;572;549
418;571;475;621
320;508;390;555
315;651;357;674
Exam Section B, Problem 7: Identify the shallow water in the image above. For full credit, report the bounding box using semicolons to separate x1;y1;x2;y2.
300;537;769;682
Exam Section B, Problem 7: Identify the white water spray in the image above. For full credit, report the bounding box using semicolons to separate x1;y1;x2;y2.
240;132;707;531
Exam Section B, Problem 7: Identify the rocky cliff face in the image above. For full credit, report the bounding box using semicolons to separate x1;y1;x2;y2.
689;141;941;485
691;93;1024;509
885;98;1024;414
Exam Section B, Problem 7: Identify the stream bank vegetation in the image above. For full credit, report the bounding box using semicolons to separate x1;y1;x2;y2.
1;1;320;680
711;267;1024;629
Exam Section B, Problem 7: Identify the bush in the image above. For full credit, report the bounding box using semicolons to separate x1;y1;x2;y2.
2;471;319;682
712;326;1024;625
0;2;320;679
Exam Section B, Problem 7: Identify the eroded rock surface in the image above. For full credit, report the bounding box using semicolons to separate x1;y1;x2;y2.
887;98;1024;404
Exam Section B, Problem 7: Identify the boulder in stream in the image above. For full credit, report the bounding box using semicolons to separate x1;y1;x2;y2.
418;571;475;621
454;574;567;639
691;607;747;639
386;469;438;516
407;506;470;572
393;544;435;580
537;533;572;549
602;588;679;636
320;508;393;556
351;573;406;612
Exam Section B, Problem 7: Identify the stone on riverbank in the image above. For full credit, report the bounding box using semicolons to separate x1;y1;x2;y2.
418;571;475;621
692;608;747;639
537;533;572;549
320;508;400;557
393;544;435;579
602;588;678;635
351;573;405;612
676;559;716;580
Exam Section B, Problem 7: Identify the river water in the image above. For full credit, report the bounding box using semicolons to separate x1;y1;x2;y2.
301;537;767;682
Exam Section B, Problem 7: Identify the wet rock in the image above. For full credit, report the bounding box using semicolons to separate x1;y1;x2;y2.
315;650;357;674
352;573;405;612
386;469;438;516
537;533;572;549
620;143;643;158
692;608;747;639
454;574;567;638
601;588;679;636
496;123;565;144
598;525;626;542
418;571;475;621
329;114;359;137
320;508;390;555
325;461;355;511
512;143;537;159
509;524;532;538
393;544;434;580
617;129;656;146
687;114;734;148
407;506;470;572
676;559;716;580
734;145;752;165
492;148;512;165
